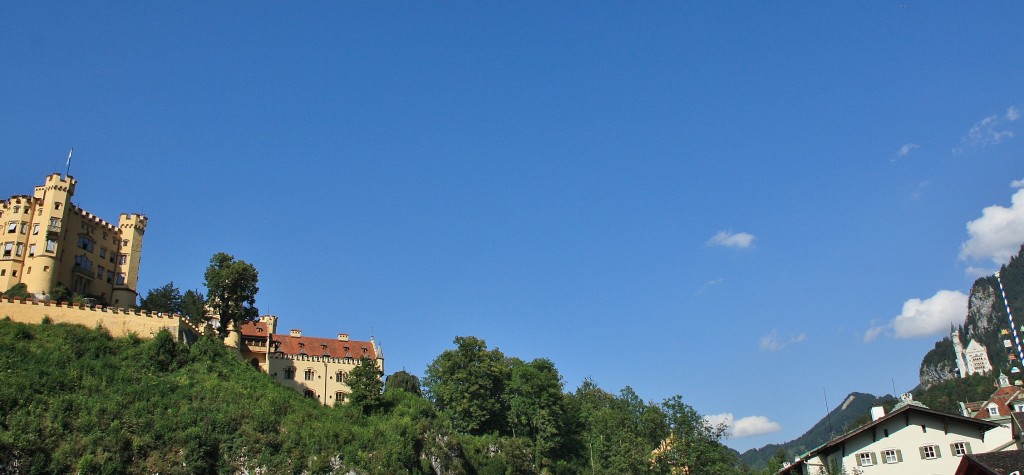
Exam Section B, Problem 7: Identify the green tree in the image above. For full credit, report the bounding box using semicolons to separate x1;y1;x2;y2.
572;380;666;474
348;356;384;413
180;289;208;325
505;357;572;470
384;370;422;396
2;283;31;300
657;395;740;475
759;448;790;475
423;336;511;435
203;253;259;338
139;282;183;314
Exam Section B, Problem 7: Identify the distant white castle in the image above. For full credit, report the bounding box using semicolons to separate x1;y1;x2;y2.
953;328;993;377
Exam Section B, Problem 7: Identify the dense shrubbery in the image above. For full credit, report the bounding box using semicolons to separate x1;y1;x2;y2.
0;320;743;474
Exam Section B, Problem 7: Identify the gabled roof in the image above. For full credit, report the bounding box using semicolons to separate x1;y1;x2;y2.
973;385;1024;420
237;321;377;360
777;404;999;475
955;450;1024;475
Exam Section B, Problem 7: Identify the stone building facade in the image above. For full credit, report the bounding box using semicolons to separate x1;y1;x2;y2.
230;316;383;406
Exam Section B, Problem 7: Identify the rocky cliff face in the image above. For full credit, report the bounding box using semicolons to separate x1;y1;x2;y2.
919;337;958;389
965;277;1003;340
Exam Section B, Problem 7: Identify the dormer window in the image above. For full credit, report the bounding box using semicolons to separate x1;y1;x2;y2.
988;405;999;417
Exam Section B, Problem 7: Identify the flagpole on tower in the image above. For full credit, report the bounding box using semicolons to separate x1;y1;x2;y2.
65;148;73;177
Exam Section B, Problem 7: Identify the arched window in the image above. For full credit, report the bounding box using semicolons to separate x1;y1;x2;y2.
336;371;348;383
304;389;316;399
335;391;347;403
284;366;296;379
304;368;315;381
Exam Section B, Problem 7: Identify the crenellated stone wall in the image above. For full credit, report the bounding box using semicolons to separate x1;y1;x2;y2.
0;296;202;343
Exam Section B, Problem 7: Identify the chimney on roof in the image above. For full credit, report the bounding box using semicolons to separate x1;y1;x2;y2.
338;333;349;342
870;406;886;421
290;329;301;338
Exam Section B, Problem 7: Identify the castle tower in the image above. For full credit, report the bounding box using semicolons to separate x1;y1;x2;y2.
952;328;969;378
111;213;146;307
1;173;75;297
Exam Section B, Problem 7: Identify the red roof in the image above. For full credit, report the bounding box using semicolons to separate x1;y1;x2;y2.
973;385;1024;419
238;321;376;360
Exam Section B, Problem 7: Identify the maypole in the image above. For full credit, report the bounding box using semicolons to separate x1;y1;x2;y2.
995;271;1024;371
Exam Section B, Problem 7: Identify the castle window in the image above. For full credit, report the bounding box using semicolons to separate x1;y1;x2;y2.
6;222;15;233
952;442;971;456
115;273;125;285
97;265;104;278
335;391;347;403
119;254;126;265
45;240;56;252
336;371;347;382
99;248;106;258
25;267;30;274
250;358;259;369
11;206;17;213
20;223;26;234
77;236;95;252
106;270;113;284
27;245;34;257
304;369;315;381
284;367;296;379
0;270;4;276
32;224;39;235
303;389;316;399
122;239;128;247
15;243;23;257
3;242;12;257
920;445;939;460
53;202;61;210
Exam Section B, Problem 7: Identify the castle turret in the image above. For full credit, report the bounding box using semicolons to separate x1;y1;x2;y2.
111;213;146;307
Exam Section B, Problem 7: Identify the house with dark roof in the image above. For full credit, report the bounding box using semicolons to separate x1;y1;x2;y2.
954;450;1024;475
777;396;1003;475
227;315;383;406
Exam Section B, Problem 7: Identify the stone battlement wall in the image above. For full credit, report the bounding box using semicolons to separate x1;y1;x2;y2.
0;296;202;342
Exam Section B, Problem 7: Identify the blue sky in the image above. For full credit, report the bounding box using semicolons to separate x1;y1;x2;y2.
3;2;1024;452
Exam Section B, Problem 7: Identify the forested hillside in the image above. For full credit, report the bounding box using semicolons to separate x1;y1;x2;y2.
0;319;744;474
738;392;895;470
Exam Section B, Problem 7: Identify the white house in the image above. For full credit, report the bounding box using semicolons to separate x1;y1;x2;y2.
778;398;1002;475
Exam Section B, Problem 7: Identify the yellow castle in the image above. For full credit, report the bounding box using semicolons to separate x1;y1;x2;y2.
0;173;145;307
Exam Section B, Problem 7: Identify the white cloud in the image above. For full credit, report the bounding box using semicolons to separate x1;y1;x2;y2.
706;231;755;249
897;143;919;157
695;278;724;295
703;413;781;438
959;188;1024;265
956;110;1018;152
1008;106;1021;122
759;330;807;351
1012;178;1024;189
864;290;968;342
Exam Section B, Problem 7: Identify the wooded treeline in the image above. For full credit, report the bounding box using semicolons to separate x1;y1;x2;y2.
0;319;759;474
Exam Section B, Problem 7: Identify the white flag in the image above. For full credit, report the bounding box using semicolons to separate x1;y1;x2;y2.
66;148;73;168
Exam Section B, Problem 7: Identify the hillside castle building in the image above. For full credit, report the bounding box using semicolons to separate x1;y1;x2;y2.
0;173;145;306
952;328;993;378
229;317;383;407
0;172;382;405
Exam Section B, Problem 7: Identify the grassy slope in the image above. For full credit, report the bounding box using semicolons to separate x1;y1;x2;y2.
0;319;435;474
